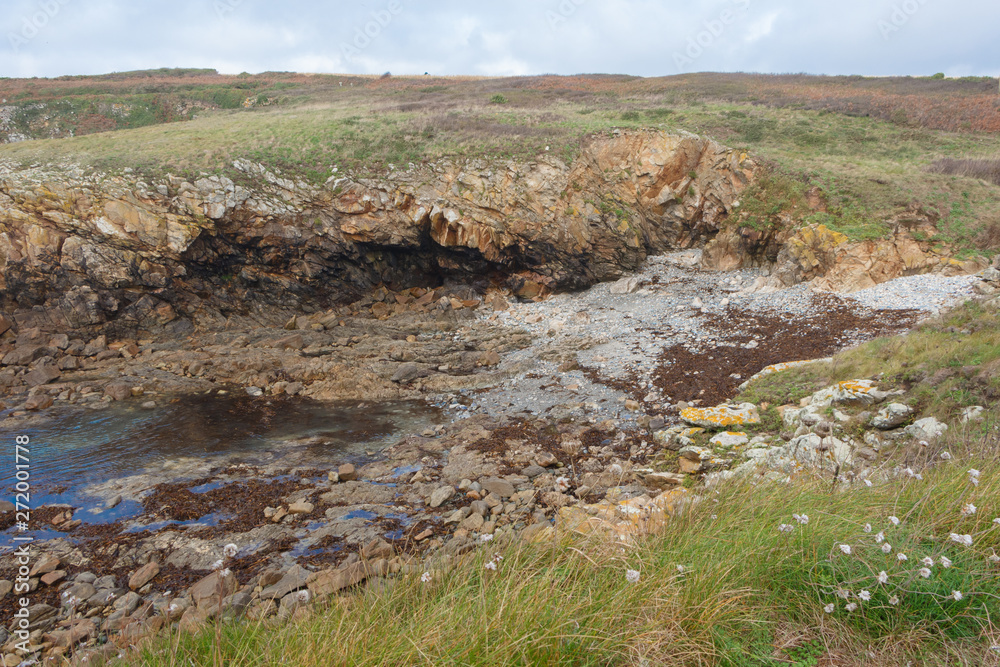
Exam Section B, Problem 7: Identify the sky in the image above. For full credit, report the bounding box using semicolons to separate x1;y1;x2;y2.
3;0;998;79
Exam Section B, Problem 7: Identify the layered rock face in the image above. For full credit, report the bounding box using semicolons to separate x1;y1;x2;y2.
702;216;988;292
0;130;754;337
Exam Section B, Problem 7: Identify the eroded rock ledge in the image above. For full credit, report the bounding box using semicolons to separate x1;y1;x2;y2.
0;130;754;339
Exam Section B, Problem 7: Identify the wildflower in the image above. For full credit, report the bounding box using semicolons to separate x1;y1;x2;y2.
897;553;908;562
793;513;809;525
940;556;952;568
845;602;858;612
223;543;238;558
889;595;900;606
915;473;923;480
889;516;900;526
420;571;432;583
485;561;497;571
479;534;493;543
555;476;571;493
220;568;231;578
877;571;889;584
824;603;836;613
922;556;934;566
918;440;929;448
882;543;892;554
626;569;640;584
493;555;504;563
989;554;1000;563
949;533;973;547
951;590;964;601
968;469;981;486
210;559;224;571
875;531;885;544
835;589;850;600
863;523;872;533
961;504;977;516
778;523;794;533
864;479;873;488
993;518;1000;525
296;590;310;603
859;590;871;601
918;568;932;578
904;467;915;477
839;544;852;555
676;564;685;573
940;451;952;460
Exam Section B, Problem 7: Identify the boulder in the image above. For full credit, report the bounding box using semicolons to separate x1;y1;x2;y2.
428;486;455;509
24;364;60;387
479;477;515;498
904;417;948;441
870;403;913;430
681;403;760;429
128;562;160;590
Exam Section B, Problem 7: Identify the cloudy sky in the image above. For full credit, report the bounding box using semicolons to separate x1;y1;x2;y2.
4;0;998;79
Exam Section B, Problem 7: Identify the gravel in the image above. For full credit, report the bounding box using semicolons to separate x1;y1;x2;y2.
459;251;980;425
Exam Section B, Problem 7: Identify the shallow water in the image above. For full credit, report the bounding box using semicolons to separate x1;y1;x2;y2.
0;393;440;539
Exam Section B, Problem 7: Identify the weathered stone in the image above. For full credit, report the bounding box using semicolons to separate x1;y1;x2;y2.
428;486;455;508
643;472;685;489
904;417;948;440
24;394;54;411
307;562;368;597
128;562;160;590
480;477;515;498
190;571;237;609
708;431;749;447
871;403;913;430
288;500;314;514
23;364;60;387
338;464;357;481
681;403;759;429
259;565;310;600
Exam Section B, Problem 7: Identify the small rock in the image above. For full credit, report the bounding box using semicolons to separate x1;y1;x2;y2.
428;486;455;509
288;501;314;515
338;464;357;481
870;403;913;430
480;477;515;498
24;394;54;411
960;406;985;424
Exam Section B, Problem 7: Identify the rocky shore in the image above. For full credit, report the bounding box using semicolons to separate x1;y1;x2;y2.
1;129;998;664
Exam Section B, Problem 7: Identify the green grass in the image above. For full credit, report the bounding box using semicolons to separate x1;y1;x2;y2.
128;460;1000;666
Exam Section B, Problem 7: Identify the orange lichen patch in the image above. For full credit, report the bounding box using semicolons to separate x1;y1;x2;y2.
680;427;705;438
680;403;760;429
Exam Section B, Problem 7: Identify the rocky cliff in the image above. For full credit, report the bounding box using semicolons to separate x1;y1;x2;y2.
0;130;754;337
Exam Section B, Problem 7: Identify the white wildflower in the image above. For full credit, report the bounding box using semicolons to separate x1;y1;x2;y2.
889;595;900;606
940;556;952;568
676;564;685;573
994;518;1000;525
839;544;852;555
555;476;571;493
479;534;493;543
915;473;923;480
493;555;504;563
792;513;809;525
949;533;973;547
484;561;497;571
845;602;858;612
961;503;977;516
922;556;934;567
223;543;238;558
626;569;640;584
918;440;929;448
778;523;794;533
296;590;310;603
859;590;871;601
968;469;981;486
889;516;900;526
918;568;932;578
951;590;964;601
220;568;231;578
988;554;1000;563
835;589;850;600
904;467;915;477
897;553;908;562
940;451;952;460
863;523;872;533
875;531;885;544
864;479;873;488
420;571;432;583
210;559;224;571
882;543;892;554
824;603;835;613
877;571;889;584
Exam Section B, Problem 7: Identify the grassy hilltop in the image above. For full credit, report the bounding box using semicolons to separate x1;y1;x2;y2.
2;70;1000;256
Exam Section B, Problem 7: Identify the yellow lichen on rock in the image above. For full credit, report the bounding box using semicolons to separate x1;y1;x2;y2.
680;403;760;429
